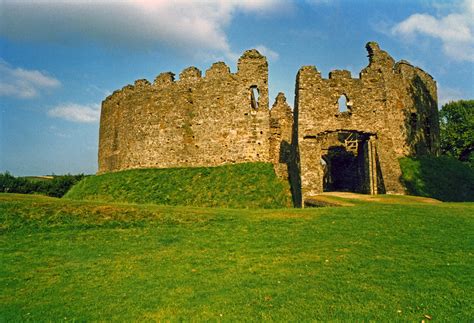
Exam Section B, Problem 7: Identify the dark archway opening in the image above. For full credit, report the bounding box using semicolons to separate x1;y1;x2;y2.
319;131;382;194
323;146;359;192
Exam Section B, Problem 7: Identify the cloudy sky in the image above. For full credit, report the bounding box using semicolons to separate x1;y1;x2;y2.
1;0;473;175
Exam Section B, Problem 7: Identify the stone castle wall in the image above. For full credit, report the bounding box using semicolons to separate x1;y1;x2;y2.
293;42;439;202
269;92;293;179
98;50;270;173
98;42;439;206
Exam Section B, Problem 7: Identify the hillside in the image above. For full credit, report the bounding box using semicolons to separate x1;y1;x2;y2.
65;163;292;208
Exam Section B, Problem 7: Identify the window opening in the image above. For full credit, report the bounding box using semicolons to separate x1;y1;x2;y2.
338;95;349;113
425;125;431;150
250;86;259;110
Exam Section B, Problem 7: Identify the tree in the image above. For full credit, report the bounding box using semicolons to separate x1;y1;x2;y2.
0;172;85;196
440;100;474;166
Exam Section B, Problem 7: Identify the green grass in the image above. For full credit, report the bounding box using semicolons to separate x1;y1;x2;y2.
400;156;474;202
65;163;291;208
1;193;473;320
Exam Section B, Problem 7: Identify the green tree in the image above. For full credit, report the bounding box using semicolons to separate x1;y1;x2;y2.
440;100;474;166
0;172;84;197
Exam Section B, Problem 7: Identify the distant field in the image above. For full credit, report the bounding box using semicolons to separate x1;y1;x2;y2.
1;193;472;320
66;163;292;208
22;176;54;182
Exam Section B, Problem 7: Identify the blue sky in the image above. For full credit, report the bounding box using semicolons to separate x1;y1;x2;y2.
1;0;473;176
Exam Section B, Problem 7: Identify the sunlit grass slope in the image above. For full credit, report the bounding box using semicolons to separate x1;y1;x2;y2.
400;156;474;201
1;193;473;320
65;163;292;208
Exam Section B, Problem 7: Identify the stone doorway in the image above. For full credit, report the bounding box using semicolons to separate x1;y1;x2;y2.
320;131;379;194
322;146;359;192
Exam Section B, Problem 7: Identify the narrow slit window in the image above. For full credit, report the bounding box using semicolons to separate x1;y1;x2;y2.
250;86;259;110
410;113;417;131
338;95;348;113
425;124;432;150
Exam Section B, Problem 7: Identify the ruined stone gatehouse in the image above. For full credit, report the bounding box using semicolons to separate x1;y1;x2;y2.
98;42;439;207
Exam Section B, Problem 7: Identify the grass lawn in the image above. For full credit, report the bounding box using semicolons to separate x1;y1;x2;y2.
1;193;473;320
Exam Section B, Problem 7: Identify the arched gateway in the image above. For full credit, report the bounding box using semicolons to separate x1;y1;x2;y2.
306;130;381;195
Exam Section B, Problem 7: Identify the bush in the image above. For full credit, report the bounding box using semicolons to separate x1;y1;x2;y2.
400;156;474;202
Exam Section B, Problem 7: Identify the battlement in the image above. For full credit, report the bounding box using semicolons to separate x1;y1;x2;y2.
154;72;175;86
104;49;268;104
205;62;231;78
329;70;352;79
179;66;202;81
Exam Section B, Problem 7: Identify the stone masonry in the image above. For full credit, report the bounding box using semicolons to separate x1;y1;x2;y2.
98;42;439;207
99;50;269;172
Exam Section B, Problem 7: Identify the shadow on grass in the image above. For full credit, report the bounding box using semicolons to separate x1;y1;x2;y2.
400;156;474;202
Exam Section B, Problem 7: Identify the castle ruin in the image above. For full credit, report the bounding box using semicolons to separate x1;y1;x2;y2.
98;42;439;207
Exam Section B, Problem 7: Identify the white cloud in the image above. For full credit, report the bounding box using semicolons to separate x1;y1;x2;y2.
0;60;61;98
0;0;290;59
391;0;474;62
48;103;100;123
254;45;280;61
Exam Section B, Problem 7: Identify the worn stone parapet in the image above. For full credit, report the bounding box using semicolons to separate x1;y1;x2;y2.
297;66;321;79
241;49;264;59
134;79;151;88
179;66;202;82
365;41;395;67
328;70;352;80
205;62;231;78
154;72;175;86
237;49;268;77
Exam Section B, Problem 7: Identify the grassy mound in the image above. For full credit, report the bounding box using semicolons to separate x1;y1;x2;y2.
400;156;474;202
65;162;291;208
